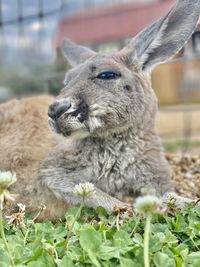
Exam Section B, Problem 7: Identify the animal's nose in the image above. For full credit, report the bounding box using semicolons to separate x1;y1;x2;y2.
48;100;71;120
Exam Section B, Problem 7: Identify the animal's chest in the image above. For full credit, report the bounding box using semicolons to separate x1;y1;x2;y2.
88;141;140;196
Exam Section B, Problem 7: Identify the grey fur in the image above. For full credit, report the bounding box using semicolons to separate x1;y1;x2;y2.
124;0;200;70
40;0;200;215
1;0;200;220
62;38;96;66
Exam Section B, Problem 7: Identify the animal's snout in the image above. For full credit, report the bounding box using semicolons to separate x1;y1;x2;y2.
48;100;71;120
48;97;89;123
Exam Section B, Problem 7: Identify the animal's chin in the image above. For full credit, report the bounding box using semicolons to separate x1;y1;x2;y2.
49;116;129;139
62;128;90;139
48;117;89;139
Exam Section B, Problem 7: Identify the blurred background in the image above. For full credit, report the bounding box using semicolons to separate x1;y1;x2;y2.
0;0;200;154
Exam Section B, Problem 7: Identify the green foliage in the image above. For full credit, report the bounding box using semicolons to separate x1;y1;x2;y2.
164;140;200;153
0;204;200;266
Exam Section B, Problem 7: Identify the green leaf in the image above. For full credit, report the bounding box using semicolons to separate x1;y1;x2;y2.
188;252;200;267
175;256;183;267
172;214;188;232
59;255;75;267
120;258;135;267
98;245;120;260
113;230;133;248
67;246;83;261
132;233;143;246
171;244;189;258
27;251;56;267
96;206;108;220
149;232;166;252
65;207;80;219
79;226;102;252
0;250;10;267
154;252;176;267
151;223;168;233
79;226;102;267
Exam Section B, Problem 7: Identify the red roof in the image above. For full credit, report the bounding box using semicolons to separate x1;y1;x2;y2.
55;0;176;47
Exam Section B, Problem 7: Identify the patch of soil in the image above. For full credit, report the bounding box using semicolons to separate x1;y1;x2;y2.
166;154;200;200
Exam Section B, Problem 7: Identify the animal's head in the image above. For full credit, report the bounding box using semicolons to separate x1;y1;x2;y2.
48;0;200;139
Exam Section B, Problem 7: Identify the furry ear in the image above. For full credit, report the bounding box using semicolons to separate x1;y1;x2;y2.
62;38;96;66
120;0;200;71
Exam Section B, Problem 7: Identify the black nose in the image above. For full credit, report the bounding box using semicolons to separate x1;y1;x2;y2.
48;100;71;120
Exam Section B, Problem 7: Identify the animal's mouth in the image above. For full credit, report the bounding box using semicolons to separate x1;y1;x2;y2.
48;113;89;138
48;97;91;138
48;102;124;138
48;106;111;139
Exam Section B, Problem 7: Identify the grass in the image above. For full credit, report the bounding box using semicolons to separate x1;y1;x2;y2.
0;203;200;266
164;140;200;153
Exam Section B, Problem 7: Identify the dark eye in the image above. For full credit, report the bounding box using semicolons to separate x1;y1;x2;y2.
96;71;121;80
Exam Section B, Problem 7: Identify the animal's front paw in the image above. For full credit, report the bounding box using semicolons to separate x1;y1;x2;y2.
161;192;199;213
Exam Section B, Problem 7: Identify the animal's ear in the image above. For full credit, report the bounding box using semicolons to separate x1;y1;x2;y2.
62;38;96;66
120;0;200;71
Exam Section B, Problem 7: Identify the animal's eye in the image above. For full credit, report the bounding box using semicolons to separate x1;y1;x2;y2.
96;71;121;80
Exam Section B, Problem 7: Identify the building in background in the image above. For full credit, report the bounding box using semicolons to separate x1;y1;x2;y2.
56;0;174;51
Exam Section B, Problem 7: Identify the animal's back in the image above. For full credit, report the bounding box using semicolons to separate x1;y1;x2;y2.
0;96;56;215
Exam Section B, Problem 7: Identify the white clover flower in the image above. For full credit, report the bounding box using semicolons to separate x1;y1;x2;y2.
141;187;156;197
134;195;160;215
73;182;95;198
0;171;17;194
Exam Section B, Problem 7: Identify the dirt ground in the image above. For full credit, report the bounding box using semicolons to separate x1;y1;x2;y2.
157;106;200;198
167;153;200;200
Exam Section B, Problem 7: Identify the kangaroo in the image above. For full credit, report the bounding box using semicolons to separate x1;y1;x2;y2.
0;0;200;220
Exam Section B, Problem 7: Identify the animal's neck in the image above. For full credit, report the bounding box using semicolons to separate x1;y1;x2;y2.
79;126;156;155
